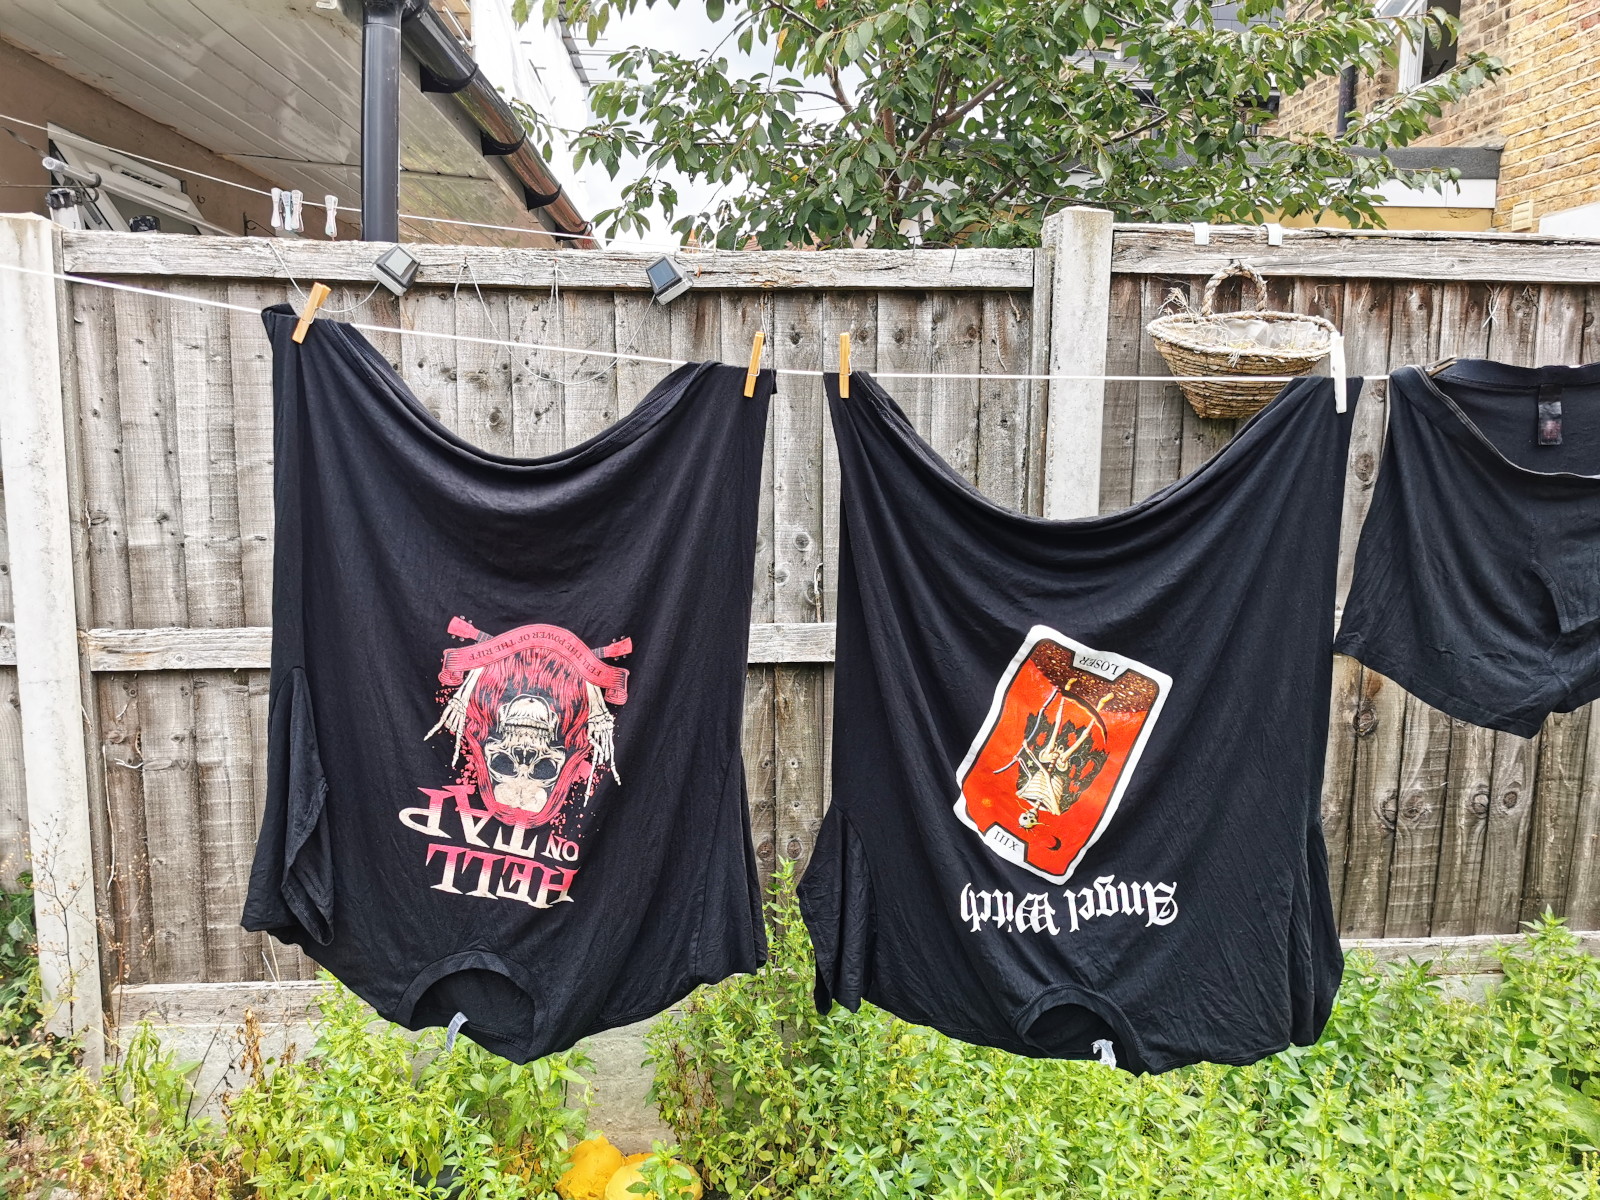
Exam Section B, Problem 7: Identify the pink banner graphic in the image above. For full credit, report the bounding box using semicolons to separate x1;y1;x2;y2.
439;623;630;703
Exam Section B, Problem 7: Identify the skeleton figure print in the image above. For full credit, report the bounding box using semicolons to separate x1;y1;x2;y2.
392;617;633;910
955;626;1170;884
425;617;630;828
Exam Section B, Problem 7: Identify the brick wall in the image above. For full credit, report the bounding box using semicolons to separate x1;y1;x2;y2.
1272;0;1510;144
1492;0;1600;226
1270;0;1600;228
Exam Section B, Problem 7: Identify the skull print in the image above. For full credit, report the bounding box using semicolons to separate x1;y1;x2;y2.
483;693;569;819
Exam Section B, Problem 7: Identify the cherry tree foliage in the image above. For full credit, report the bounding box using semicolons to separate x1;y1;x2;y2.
513;0;1501;247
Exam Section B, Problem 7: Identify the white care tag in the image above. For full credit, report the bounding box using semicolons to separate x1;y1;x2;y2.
445;1011;468;1051
1092;1038;1117;1068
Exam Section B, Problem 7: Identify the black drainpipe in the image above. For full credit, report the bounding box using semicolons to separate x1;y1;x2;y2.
1336;66;1358;135
345;0;595;245
360;0;410;241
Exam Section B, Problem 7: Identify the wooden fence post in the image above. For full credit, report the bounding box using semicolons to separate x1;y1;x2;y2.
0;213;104;1064
1040;207;1114;519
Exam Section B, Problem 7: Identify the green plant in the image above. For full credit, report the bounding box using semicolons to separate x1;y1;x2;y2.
0;878;43;1042
514;0;1502;246
227;976;591;1199
648;863;1600;1199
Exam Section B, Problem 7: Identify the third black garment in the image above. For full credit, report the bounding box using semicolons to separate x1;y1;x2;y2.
243;307;769;1062
1335;362;1600;738
801;372;1357;1074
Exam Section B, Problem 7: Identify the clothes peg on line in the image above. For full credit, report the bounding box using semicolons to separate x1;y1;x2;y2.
293;282;332;344
324;195;339;239
1265;222;1285;246
1328;331;1347;415
839;332;851;398
743;330;765;397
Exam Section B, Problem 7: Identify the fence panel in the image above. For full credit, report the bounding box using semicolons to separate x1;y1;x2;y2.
1104;242;1600;942
3;226;1600;1013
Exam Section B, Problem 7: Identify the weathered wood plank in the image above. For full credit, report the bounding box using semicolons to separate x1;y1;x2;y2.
770;293;827;871
1568;708;1600;932
927;291;984;487
1381;282;1449;940
1522;708;1590;923
110;286;207;985
508;290;567;458
1130;276;1184;503
612;290;673;417
976;291;1031;511
1098;277;1141;513
224;282;277;629
1478;731;1540;934
1340;668;1406;937
62;235;1038;290
450;284;515;455
68;282;135;629
79;622;841;669
1428;281;1495;937
559;290;620;444
1111;225;1600;284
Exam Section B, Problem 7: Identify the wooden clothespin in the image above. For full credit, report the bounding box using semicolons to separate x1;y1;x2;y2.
838;332;851;398
292;282;332;344
743;330;765;397
1425;356;1459;376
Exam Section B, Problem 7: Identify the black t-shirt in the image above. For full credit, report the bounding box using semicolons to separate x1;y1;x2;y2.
801;372;1355;1074
1336;362;1600;737
243;307;770;1062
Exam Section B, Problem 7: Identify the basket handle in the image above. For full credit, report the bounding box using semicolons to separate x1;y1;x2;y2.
1200;260;1269;316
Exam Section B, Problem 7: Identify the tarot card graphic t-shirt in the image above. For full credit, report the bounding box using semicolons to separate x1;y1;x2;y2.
801;372;1355;1074
242;306;770;1062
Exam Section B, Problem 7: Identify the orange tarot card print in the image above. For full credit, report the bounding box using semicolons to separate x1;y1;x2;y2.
954;626;1171;884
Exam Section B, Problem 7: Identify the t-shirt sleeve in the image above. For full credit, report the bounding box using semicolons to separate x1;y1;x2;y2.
797;805;876;1013
241;665;335;945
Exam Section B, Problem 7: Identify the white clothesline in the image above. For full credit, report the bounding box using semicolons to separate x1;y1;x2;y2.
0;259;1333;384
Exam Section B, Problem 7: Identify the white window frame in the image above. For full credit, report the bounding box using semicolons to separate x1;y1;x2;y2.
1377;0;1428;90
46;125;234;236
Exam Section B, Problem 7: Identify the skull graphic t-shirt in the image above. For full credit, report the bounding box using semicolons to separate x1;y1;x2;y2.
242;306;770;1062
801;371;1355;1074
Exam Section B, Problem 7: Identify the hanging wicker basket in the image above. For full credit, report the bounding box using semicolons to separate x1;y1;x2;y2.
1146;261;1338;420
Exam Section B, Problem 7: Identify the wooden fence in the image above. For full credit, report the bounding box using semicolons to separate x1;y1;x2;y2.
3;212;1600;1056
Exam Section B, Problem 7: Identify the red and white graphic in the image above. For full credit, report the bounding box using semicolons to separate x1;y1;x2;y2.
424;617;631;828
954;626;1170;885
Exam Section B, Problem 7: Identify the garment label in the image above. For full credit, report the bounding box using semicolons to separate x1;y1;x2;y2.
1538;397;1563;446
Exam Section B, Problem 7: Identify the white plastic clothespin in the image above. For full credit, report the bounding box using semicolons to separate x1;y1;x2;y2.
1191;221;1211;246
1265;222;1285;246
445;1011;469;1051
1092;1038;1117;1069
324;195;339;239
269;187;284;230
1329;331;1348;415
285;189;304;234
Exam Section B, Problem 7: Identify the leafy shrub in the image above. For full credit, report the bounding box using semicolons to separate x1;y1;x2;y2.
225;976;589;1199
0;878;591;1200
648;866;1600;1199
0;877;43;1042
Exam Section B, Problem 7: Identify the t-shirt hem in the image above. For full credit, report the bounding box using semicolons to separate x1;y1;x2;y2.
1333;641;1545;738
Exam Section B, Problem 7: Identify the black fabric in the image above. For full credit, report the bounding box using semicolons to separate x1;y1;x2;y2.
242;306;769;1062
1336;362;1600;738
801;372;1356;1075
